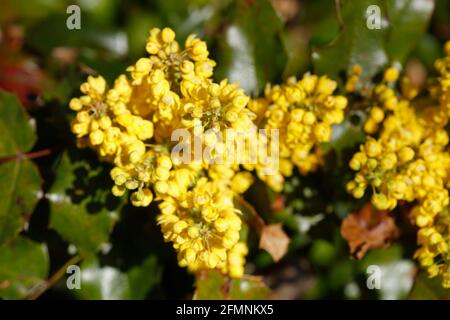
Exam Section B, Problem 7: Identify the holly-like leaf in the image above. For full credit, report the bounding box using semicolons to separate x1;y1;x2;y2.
313;0;434;86
313;0;388;86
0;236;49;299
0;90;42;245
385;0;434;63
214;0;287;96
0;89;37;163
194;270;270;300
75;255;161;300
47;151;121;256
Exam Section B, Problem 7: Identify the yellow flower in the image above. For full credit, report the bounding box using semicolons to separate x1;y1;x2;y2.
383;67;399;82
348;56;450;287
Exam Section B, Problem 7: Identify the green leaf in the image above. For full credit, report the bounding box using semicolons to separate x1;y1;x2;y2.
78;0;120;26
408;272;450;300
194;270;226;300
127;255;161;299
28;15;130;81
194;270;270;300
76;255;160;300
309;239;337;267
0;90;42;245
414;33;443;69
0;0;66;25
0;162;42;244
229;276;270;299
313;0;388;85
125;11;162;58
214;0;287;96
328;260;354;290
47;151;121;256
358;243;403;272
0;91;37;156
313;0;434;85
0;236;49;299
385;0;434;63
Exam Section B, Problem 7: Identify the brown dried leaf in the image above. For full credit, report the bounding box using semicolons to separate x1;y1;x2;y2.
341;203;399;259
259;223;290;262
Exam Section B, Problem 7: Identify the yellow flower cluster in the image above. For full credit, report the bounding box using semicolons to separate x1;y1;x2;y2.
347;42;450;287
362;68;401;134
157;177;246;277
69;27;255;277
70;74;154;162
69;23;450;287
248;75;347;191
345;64;363;93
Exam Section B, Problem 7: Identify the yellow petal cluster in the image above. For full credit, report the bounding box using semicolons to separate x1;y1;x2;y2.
69;27;255;277
248;74;347;191
69;24;450;288
348;41;450;287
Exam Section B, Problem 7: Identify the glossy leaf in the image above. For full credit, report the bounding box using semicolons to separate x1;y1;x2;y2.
194;270;270;300
229;276;271;299
385;0;434;63
0;90;37;157
214;0;287;95
0;236;49;299
313;0;388;85
0;90;42;245
47;151;121;256
76;255;160;300
313;0;434;85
